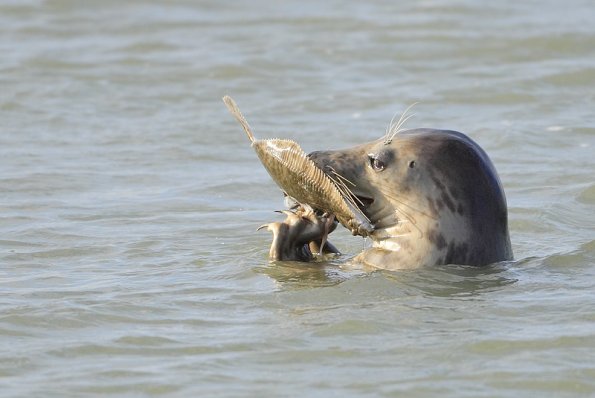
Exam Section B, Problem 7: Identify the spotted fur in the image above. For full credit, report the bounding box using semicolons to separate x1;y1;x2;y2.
309;128;513;270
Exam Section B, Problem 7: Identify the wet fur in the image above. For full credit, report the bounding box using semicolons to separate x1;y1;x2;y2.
309;129;513;269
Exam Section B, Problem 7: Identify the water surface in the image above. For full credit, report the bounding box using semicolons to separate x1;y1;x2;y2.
1;1;595;397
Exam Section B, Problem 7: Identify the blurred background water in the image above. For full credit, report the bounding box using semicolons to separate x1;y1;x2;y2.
1;0;594;397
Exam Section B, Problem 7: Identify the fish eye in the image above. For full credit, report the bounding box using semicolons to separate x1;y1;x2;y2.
368;154;386;172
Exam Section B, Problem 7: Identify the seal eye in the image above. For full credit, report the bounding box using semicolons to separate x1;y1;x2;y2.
409;160;416;168
368;155;385;172
374;158;385;171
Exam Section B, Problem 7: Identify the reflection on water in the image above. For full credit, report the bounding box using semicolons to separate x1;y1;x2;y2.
391;262;519;298
254;261;349;288
257;259;518;297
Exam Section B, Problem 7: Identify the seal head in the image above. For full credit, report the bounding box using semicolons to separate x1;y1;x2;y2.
308;128;513;269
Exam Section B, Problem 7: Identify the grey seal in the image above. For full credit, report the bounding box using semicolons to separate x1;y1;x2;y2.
264;128;513;270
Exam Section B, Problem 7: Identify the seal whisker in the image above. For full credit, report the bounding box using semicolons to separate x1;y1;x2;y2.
371;185;434;238
328;168;356;187
327;165;431;238
384;102;419;144
388;112;416;142
373;184;435;221
395;208;424;238
384;110;403;144
326;168;367;212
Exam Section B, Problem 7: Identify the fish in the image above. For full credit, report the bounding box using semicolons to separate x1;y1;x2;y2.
223;95;373;236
